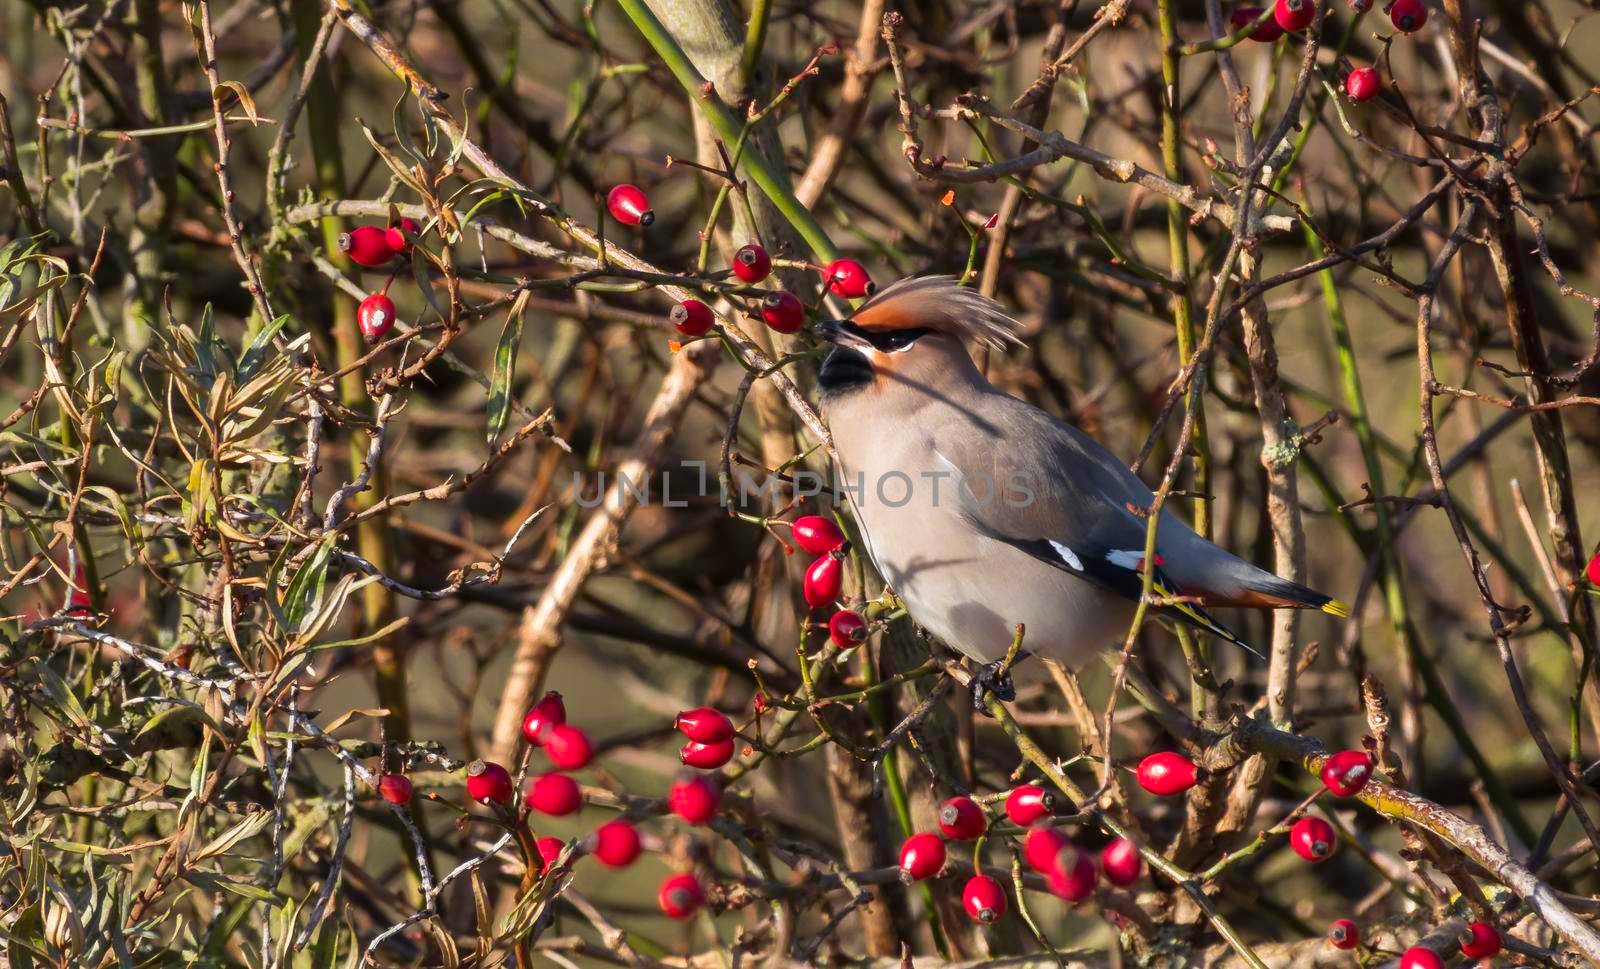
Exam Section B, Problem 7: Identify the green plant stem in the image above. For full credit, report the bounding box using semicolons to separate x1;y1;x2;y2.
127;0;176;348
1158;0;1212;720
290;0;409;750
738;0;772;92
1305;217;1536;846
615;0;838;263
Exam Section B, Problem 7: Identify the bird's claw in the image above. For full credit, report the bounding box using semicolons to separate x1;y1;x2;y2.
969;659;1016;716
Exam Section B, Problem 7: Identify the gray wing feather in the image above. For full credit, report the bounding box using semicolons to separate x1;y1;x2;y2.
930;392;1279;637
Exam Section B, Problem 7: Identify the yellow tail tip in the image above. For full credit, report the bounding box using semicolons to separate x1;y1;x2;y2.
1321;598;1351;618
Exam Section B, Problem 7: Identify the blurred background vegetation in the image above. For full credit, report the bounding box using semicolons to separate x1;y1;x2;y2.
4;0;1600;964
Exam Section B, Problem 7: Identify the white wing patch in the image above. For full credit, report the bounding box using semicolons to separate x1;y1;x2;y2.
1106;549;1144;570
1048;541;1084;571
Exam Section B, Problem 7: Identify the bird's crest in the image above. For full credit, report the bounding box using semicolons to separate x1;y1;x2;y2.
850;275;1025;351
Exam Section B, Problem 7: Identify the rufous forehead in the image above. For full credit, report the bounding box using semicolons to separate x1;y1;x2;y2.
849;301;919;331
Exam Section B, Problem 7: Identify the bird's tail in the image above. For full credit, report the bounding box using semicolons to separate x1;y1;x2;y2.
1151;570;1349;658
1213;574;1351;619
1147;572;1265;658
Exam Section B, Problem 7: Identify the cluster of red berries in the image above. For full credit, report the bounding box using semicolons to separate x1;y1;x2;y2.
675;706;736;770
336;219;422;344
530;692;731;919
790;514;850;610
900;783;1149;925
1229;0;1425;38
1329;921;1500;963
666;250;872;341
446;698;636;876
790;513;872;651
1227;0;1432;105
1337;0;1433;104
1133;747;1378;864
519;691;594;816
607;180;871;341
653;706;735;916
452;691;721;919
732;243;811;335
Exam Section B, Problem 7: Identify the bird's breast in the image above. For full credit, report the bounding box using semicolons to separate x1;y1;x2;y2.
835;442;1131;668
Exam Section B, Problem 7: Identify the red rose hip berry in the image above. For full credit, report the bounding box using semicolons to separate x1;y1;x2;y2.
536;836;564;873
358;293;396;343
1321;749;1374;796
1388;0;1427;31
1047;848;1098;901
962;875;1008;923
668;775;721;824
522;691;566;746
1136;751;1200;796
791;515;846;555
731;243;771;283
898;833;946;882
658;872;705;919
386;217;421;255
1004;784;1055;825
338;225;397;267
1024;826;1071;874
1100;837;1142;886
1231;6;1284;40
680;738;736;769
589;820;642;868
1273;0;1317;31
544;724;594;771
1587;551;1600;586
1460;922;1501;959
670;299;714;337
1399;947;1444;969
378;774;413;805
606;184;654;227
824;259;874;298
465;759;513;805
1345;67;1381;102
803;553;844;608
675;707;734;744
761;291;805;333
64;562;93;616
828;610;868;648
1290;816;1337;862
526;772;583;816
1328;919;1361;950
937;796;987;841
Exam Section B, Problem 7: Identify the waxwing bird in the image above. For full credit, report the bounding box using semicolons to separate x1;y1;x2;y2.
814;276;1348;708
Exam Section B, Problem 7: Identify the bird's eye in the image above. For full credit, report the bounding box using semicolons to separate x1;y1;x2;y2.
883;334;910;350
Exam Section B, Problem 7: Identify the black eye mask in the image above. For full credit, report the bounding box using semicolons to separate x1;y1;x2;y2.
839;321;934;352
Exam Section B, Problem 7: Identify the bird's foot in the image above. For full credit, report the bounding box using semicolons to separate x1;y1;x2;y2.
969;659;1017;715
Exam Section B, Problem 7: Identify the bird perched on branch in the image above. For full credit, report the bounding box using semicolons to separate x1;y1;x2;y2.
814;276;1348;709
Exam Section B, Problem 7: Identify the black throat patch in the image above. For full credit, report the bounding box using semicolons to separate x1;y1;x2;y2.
818;345;873;397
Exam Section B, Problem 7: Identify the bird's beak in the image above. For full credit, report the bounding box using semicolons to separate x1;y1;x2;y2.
815;320;873;351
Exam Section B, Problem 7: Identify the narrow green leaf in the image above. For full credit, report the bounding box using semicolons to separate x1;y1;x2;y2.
309;915;341;969
192;812;272;863
283;536;335;633
181;869;278;902
239;314;290;380
194;303;218;382
411;247;443;323
486;289;529;445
